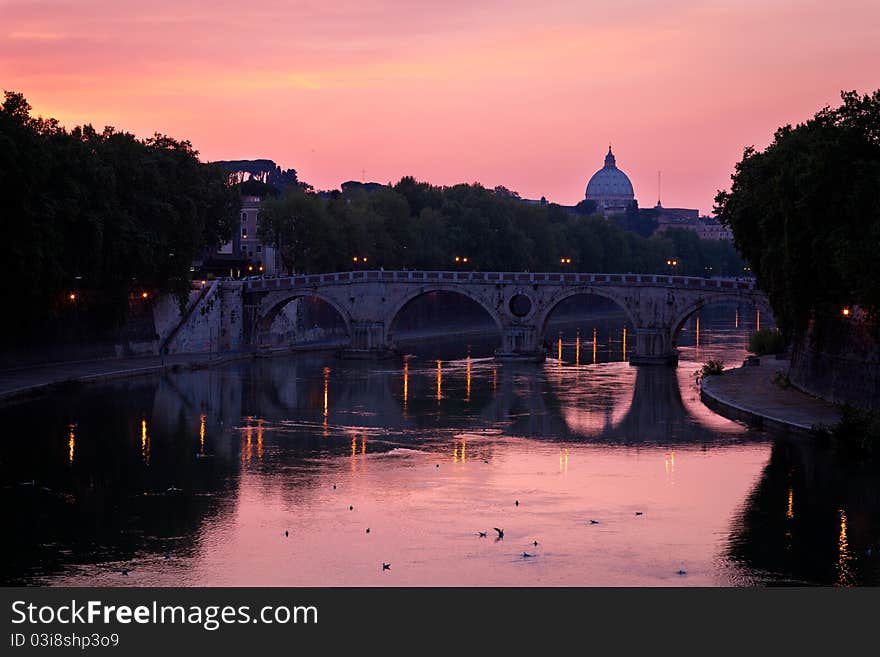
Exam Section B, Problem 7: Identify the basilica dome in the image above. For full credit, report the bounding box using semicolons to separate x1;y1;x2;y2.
585;147;635;213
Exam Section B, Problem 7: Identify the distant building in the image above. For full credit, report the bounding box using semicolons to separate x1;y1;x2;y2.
652;203;733;241
199;195;279;277
585;146;636;216
652;203;700;233
237;196;279;274
695;217;734;241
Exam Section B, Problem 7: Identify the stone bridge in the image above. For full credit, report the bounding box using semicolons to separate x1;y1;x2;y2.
179;270;770;365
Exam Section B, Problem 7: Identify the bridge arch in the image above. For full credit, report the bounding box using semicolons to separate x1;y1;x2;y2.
257;291;353;347
384;285;505;340
669;292;775;347
535;286;638;344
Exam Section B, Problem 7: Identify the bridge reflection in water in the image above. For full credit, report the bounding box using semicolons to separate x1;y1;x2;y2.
0;315;877;585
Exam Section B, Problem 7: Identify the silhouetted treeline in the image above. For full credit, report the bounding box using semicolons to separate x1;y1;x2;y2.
0;92;239;345
259;176;745;276
716;90;880;337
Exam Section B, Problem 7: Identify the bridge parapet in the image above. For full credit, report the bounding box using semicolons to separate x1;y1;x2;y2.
243;270;758;293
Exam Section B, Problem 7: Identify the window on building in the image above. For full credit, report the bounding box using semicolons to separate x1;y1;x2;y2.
257;245;262;252
241;211;247;223
242;228;247;238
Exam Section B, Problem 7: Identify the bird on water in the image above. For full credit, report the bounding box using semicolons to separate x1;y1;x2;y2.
494;528;504;540
478;531;487;538
382;563;391;571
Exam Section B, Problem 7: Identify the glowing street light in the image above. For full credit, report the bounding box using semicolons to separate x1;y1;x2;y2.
141;291;149;299
842;307;851;317
560;257;572;265
68;292;77;302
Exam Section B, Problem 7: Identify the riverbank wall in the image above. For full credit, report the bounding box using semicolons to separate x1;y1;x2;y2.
788;315;880;410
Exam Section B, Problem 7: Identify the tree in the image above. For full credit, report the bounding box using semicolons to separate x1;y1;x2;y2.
715;90;880;336
258;190;341;274
0;91;238;344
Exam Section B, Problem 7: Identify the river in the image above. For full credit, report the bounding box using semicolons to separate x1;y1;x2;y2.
2;304;878;586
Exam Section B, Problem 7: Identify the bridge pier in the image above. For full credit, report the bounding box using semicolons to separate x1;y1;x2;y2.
495;325;545;363
629;327;678;366
338;320;396;360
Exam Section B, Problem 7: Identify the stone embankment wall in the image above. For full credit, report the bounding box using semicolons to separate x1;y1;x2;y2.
789;315;879;410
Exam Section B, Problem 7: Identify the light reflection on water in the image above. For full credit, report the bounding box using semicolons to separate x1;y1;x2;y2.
1;306;879;586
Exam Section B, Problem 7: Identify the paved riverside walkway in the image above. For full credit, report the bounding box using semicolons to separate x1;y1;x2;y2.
700;358;842;433
0;339;351;403
0;353;234;402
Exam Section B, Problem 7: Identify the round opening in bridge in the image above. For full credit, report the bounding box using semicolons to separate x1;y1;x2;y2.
509;294;532;317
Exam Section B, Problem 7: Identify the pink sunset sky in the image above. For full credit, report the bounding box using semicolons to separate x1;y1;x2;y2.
2;0;878;213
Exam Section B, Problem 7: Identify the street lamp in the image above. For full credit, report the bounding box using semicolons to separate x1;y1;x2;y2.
352;256;368;269
666;258;679;274
842;307;851;317
454;256;470;267
560;257;572;265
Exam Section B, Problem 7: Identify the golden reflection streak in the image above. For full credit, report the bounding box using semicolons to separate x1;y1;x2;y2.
575;330;580;366
199;414;206;455
756;309;761;332
244;418;253;463
622;326;627;359
361;435;366;455
141;418;150;465
559;447;568;475
735;307;739;329
68;423;75;465
786;487;794;519
492;367;497;394
351;435;357;472
557;333;563;362
837;509;854;586
403;360;409;411
453;437;467;463
466;357;471;402
592;327;598;364
257;418;264;460
436;360;443;402
664;449;675;485
322;365;330;424
695;316;700;350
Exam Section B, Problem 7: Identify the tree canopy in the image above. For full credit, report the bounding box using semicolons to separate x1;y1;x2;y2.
0;91;238;344
259;176;744;277
715;90;880;336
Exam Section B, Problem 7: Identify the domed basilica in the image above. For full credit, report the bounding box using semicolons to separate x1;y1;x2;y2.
585;146;636;215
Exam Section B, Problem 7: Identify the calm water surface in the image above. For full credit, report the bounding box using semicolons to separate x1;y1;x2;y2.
2;307;879;586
